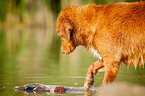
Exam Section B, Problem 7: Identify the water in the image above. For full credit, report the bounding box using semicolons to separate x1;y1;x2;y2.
0;29;145;96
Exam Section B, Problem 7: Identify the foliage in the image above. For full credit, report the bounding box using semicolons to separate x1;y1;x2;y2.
0;0;143;23
0;0;7;22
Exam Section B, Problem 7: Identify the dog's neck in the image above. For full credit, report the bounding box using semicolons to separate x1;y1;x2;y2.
73;28;103;60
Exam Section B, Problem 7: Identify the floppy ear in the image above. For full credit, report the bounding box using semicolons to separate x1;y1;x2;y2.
61;19;73;42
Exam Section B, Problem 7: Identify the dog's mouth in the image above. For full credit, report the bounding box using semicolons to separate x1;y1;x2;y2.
61;45;76;55
62;50;69;55
61;47;70;55
61;49;72;55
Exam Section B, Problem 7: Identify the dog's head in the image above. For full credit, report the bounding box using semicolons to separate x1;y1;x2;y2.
57;9;77;54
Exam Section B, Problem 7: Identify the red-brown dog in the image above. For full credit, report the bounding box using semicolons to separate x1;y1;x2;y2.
56;1;145;90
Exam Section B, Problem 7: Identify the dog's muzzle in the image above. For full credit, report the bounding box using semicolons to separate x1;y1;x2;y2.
62;50;65;54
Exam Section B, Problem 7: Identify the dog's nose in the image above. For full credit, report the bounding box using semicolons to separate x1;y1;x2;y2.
62;50;65;54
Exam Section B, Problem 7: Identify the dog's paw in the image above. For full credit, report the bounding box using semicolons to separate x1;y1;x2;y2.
84;78;94;90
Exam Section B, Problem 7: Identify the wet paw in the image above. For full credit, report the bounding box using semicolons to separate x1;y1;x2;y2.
84;78;94;90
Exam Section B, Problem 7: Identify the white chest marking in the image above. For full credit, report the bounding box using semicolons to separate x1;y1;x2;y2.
89;48;102;60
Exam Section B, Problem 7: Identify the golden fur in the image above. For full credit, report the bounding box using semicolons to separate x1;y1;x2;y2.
57;1;145;89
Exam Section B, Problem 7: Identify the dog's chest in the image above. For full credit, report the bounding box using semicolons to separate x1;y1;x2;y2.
89;48;102;60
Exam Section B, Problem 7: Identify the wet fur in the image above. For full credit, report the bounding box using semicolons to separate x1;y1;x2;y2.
57;1;145;88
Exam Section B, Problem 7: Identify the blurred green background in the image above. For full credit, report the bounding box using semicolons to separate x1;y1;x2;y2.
0;0;144;96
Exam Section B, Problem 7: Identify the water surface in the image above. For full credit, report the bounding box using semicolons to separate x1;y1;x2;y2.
0;29;144;96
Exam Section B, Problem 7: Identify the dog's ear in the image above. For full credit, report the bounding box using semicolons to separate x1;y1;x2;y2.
61;19;73;42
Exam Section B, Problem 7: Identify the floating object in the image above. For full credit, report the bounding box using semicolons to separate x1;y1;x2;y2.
14;83;100;95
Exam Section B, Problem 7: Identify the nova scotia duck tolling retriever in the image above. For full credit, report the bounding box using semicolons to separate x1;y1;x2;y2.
56;1;145;90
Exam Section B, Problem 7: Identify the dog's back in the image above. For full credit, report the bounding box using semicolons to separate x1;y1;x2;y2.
100;2;145;68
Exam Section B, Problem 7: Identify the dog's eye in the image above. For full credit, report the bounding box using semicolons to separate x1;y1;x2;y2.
61;35;65;38
59;34;64;38
68;29;72;32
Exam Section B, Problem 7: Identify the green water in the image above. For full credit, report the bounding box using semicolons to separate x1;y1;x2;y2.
0;29;144;96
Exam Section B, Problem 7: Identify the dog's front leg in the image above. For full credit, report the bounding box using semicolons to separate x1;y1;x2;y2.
102;60;120;86
84;60;105;90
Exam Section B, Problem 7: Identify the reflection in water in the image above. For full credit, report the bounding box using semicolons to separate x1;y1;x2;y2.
0;29;144;96
14;83;100;95
14;82;145;96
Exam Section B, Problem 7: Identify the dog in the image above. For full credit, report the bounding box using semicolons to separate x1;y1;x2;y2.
56;1;145;90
